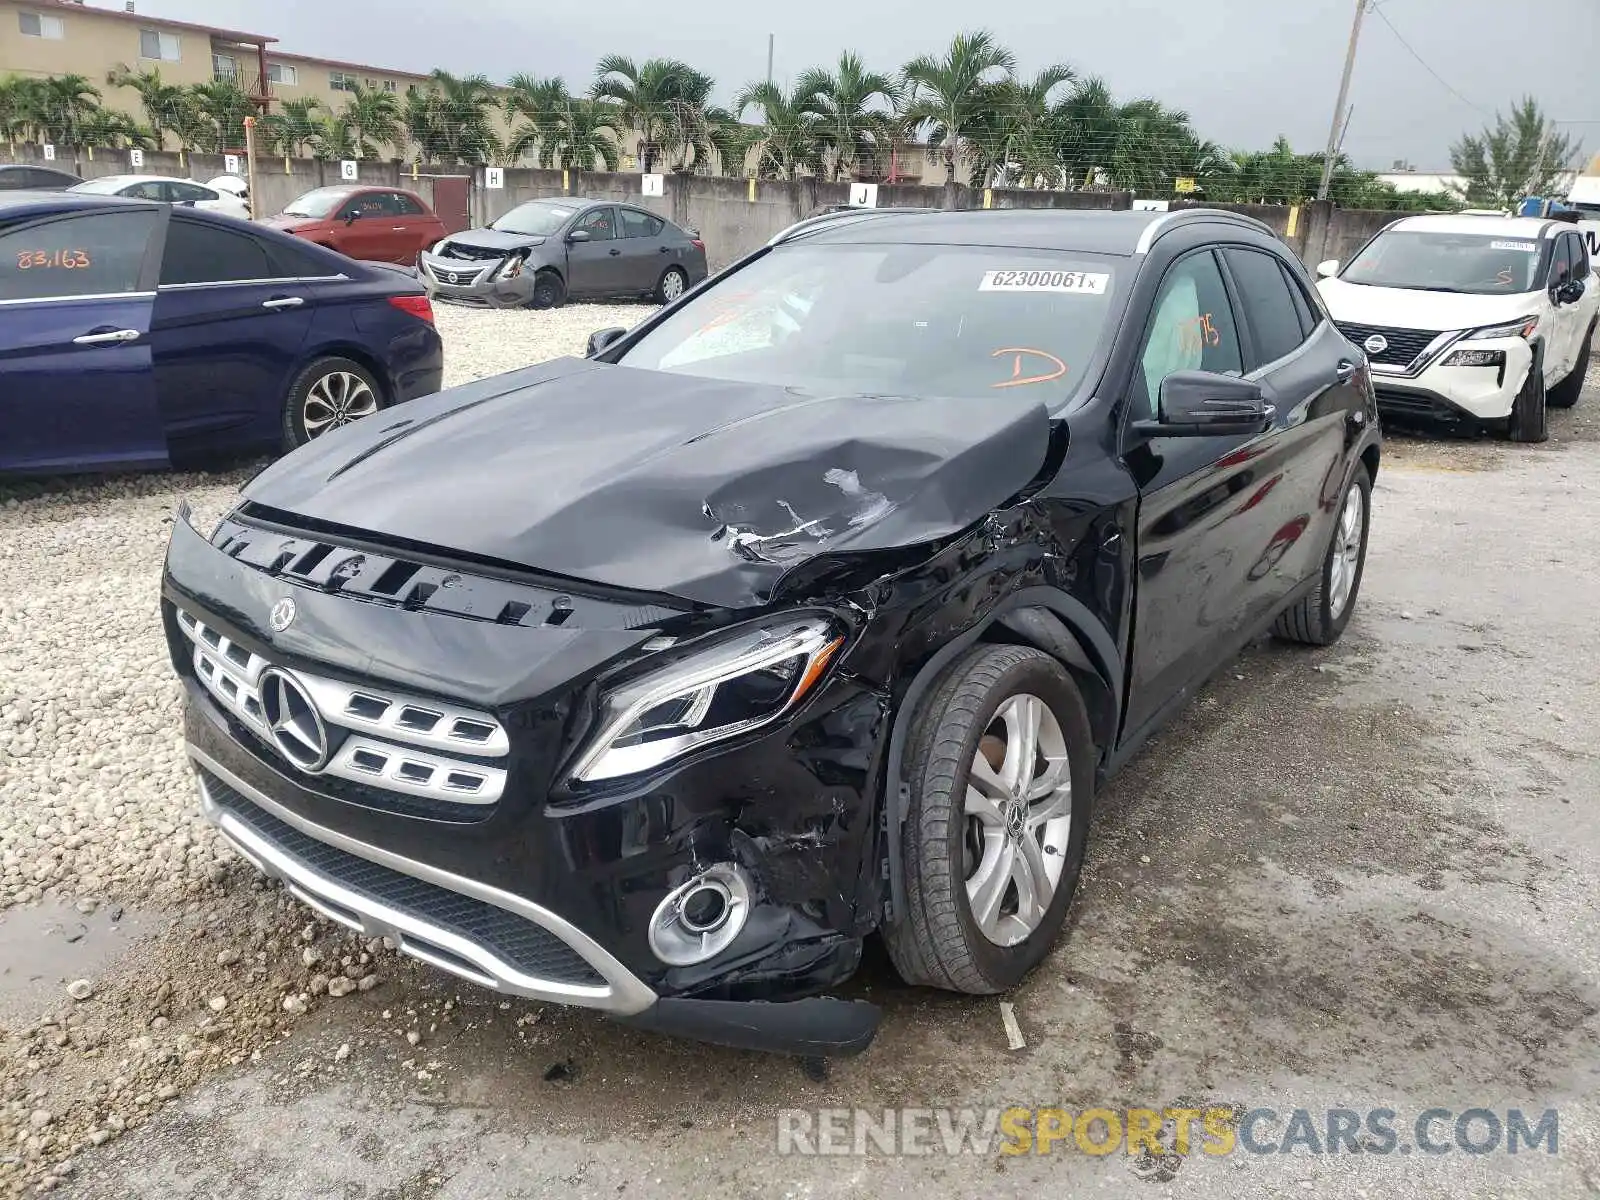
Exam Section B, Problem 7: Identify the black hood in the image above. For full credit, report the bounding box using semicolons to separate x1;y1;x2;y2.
241;359;1052;608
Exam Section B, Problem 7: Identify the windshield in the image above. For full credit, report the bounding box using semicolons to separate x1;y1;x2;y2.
67;177;129;195
1340;230;1545;294
491;201;578;236
617;243;1118;403
283;187;353;218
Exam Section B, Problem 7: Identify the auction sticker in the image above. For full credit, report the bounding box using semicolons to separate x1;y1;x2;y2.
1490;240;1537;252
980;269;1109;294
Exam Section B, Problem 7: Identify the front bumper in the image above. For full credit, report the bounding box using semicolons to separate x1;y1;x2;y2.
193;750;878;1055
1372;336;1533;423
417;254;533;308
163;515;885;1056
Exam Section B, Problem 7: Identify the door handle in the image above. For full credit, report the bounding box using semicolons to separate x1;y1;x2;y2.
262;296;304;310
1335;360;1357;380
392;226;406;232
609;248;622;256
72;328;140;345
659;246;670;253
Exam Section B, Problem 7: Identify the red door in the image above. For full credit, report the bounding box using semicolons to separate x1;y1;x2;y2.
432;176;471;236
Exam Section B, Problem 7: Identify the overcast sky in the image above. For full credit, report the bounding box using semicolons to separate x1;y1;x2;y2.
154;0;1598;169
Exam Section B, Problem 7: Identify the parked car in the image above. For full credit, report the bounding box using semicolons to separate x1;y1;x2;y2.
162;207;1380;1057
1317;213;1597;441
262;186;446;266
205;174;252;216
418;197;707;308
0;163;81;190
68;174;251;221
0;191;442;475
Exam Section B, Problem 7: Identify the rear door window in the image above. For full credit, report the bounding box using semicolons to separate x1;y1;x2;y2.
620;208;664;238
0;210;161;300
159;218;274;285
1549;236;1573;286
167;181;216;205
1222;248;1309;367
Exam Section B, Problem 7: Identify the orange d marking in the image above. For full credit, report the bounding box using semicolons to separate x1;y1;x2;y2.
990;347;1068;388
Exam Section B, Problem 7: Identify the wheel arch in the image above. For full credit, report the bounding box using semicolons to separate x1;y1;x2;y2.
877;588;1123;925
293;342;394;405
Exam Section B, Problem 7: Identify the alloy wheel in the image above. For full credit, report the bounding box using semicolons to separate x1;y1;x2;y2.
962;693;1073;947
302;371;378;439
1327;483;1365;619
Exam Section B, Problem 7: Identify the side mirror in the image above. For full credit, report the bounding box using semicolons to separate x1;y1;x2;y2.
1315;259;1340;279
586;326;628;357
343;210;360;224
1555;278;1586;305
566;228;591;243
1133;370;1274;438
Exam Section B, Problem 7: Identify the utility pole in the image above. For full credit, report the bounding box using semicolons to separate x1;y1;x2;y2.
766;34;774;87
1317;0;1368;201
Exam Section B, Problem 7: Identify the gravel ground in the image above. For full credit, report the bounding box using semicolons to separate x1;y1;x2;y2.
0;302;649;1195
0;315;1594;1198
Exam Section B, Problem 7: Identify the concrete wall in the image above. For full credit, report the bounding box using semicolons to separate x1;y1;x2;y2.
0;141;1409;274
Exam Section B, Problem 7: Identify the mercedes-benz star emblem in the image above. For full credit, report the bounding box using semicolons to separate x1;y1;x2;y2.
1363;334;1388;356
269;597;297;633
259;670;330;772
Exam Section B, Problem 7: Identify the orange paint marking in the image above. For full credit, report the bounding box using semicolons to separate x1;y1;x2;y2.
990;347;1068;388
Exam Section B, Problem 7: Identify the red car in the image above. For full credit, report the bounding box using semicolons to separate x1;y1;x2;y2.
263;185;446;265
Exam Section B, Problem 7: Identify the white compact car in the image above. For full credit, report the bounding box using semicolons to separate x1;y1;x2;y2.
67;174;251;221
1317;214;1597;441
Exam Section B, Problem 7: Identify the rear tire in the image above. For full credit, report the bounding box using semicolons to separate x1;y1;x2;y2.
281;357;384;452
529;270;565;310
883;645;1094;995
1506;344;1549;442
1547;322;1593;409
1273;463;1371;647
655;266;688;304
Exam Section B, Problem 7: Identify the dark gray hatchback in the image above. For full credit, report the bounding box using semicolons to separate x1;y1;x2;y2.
418;197;708;309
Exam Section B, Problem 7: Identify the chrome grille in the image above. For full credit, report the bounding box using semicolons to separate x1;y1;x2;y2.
177;608;508;806
1335;321;1443;368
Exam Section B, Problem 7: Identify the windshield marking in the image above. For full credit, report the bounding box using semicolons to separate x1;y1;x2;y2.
989;348;1068;388
1489;240;1537;252
979;269;1109;294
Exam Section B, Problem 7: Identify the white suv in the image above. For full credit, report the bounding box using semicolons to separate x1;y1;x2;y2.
1316;214;1597;442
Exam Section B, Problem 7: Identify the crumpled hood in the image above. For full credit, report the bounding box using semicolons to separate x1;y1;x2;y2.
436;227;545;253
1318;278;1542;332
240;358;1051;608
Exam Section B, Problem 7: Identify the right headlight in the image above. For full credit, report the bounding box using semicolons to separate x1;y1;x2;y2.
569;617;845;783
1464;316;1538;341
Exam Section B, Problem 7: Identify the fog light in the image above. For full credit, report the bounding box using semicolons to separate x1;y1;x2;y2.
1442;348;1505;368
648;864;751;966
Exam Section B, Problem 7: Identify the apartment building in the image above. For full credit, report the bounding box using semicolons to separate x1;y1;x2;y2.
1;0;445;145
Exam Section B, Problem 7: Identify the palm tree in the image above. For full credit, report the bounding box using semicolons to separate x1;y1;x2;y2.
504;73;569;164
105;65;185;149
404;70;500;164
0;75;40;147
339;84;402;157
731;80;819;180
969;64;1073;187
76;108;157;151
592;56;705;173
543;99;621;171
796;52;899;181
187;79;254;152
30;74;103;146
1051;76;1122;188
261;96;325;157
310;114;357;161
899;31;1016;185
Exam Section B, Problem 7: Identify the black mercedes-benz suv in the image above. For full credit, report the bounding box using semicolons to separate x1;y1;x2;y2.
162;207;1381;1058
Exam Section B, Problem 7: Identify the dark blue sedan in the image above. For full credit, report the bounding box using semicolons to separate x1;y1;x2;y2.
0;192;443;475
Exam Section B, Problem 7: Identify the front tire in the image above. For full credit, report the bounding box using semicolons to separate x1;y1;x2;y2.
529;270;566;310
1547;322;1593;409
1273;463;1371;646
1506;344;1549;442
884;645;1094;995
281;357;384;451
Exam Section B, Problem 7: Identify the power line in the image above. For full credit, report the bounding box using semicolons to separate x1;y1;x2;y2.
1369;4;1488;116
